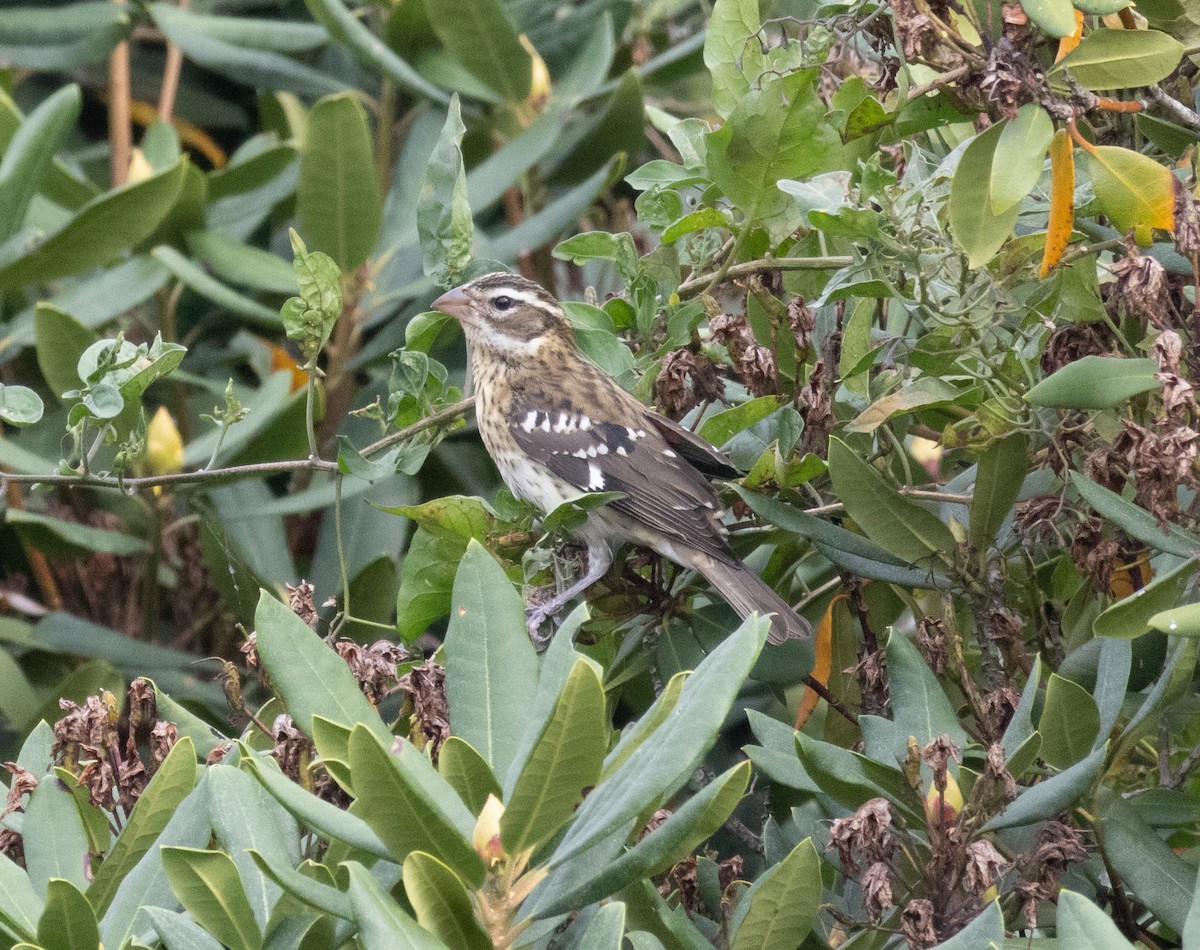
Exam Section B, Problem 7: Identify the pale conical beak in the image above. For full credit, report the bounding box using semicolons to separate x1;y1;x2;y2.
432;286;472;321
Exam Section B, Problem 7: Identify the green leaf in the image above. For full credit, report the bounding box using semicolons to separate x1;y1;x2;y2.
1086;146;1176;245
402;853;489;950
1057;889;1136;949
795;732;923;821
706;69;842;243
0;3;129;69
343;862;450;950
252;590;391;745
827;437;956;564
1071;471;1200;557
418;96;472;288
297;94;382;272
160;848;261;950
887;632;969;753
1094;557;1196;638
0;853;41;943
576;902;626;950
348;725;485;886
970;433;1029;550
88;737;198;915
1038;674;1101;768
281;229;343;360
0;160;186;290
844;377;962;434
152;246;283;328
35;879;98;950
1054;29;1184;90
990;103;1053;215
704;0;765;120
985;743;1107;830
550;616;769;867
501;659;607;855
0;85;81;243
247;851;351;921
144;907;224;950
697;397;780;446
34;305;95;403
949;121;1021;268
240;754;390;860
533;762;750;917
302;0;448;103
0;385;43;427
444;540;539;780
150;3;345;100
1019;0;1077;36
5;510;141;560
438;739;502;816
929;900;1003;949
1098;788;1196;934
1026;355;1161;409
729;839;820;950
23;774;90;897
1149;602;1200;637
427;0;532;103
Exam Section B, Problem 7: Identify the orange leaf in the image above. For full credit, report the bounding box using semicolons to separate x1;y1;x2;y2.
1039;130;1075;278
1109;548;1152;599
1055;10;1085;62
267;340;309;393
795;593;841;730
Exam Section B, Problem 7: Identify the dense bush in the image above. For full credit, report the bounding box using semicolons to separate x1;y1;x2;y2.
0;0;1199;946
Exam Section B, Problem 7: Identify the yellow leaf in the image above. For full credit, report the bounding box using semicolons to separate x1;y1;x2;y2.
1055;10;1084;62
1088;146;1175;245
795;593;840;730
1039;129;1075;277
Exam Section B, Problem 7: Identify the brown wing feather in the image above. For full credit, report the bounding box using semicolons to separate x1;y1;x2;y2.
505;400;734;562
644;413;740;480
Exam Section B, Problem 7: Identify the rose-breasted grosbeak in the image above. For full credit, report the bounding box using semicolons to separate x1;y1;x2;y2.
433;273;811;645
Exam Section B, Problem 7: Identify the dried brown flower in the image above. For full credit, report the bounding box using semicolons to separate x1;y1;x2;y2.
1175;178;1200;259
827;797;895;876
1014;494;1063;545
654;349;725;418
398;660;450;763
922;736;962;796
787;296;815;352
1113;420;1200;524
916;618;948;675
1015;820;1088;929
287;581;319;630
984;743;1018;803
335;639;406;705
862;861;895;920
1040;323;1114;377
964;839;1008;897
798;359;836;457
1109;253;1168;326
902;898;937;949
1070;518;1120;594
980;690;1020;743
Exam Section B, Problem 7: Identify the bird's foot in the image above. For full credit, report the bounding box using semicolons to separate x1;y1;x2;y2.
525;590;563;649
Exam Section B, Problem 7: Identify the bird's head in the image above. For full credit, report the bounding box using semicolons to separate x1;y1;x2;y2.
432;273;574;356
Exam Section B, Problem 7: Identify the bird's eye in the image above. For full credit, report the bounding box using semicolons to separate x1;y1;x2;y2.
493;295;513;311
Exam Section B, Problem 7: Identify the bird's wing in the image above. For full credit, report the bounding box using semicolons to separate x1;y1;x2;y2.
644;413;741;480
505;399;733;561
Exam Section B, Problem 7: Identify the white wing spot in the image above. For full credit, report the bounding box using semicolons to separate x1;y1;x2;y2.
586;445;598;457
540;416;551;432
579;416;592;431
596;444;608;455
626;427;638;439
663;449;677;458
573;449;589;459
637;429;647;438
521;411;538;433
616;446;628;456
588;463;605;489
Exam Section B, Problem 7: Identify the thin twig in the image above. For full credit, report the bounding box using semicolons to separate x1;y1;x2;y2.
1146;85;1200;132
157;0;187;123
108;0;132;186
360;397;474;457
677;255;853;299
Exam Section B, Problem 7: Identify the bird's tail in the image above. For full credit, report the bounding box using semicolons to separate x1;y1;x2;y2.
694;553;812;645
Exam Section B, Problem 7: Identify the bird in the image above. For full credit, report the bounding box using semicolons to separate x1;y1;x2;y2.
432;272;811;646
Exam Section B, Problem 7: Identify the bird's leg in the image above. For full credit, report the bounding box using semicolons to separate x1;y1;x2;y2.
527;538;612;643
